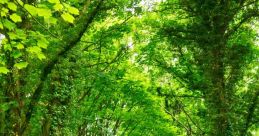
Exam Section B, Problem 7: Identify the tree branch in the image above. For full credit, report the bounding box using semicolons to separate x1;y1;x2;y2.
20;0;105;134
240;90;259;136
226;9;259;37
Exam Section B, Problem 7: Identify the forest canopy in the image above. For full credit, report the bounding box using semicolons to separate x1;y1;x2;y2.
0;0;258;136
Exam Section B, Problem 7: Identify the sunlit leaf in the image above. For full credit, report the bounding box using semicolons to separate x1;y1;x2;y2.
0;23;3;29
14;62;28;69
61;13;74;23
0;0;8;4
16;43;24;49
27;46;41;53
54;3;63;11
3;19;16;30
67;6;79;15
4;44;12;51
48;0;60;4
24;4;38;16
0;67;9;74
37;53;46;60
37;8;52;18
10;13;22;23
7;2;17;11
37;39;48;49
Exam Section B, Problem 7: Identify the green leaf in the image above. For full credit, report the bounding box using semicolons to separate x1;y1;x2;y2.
16;43;24;49
17;1;24;5
47;17;58;24
37;39;48;49
1;8;9;17
10;13;22;23
0;103;10;112
54;3;63;11
27;46;41;53
37;8;52;19
7;2;17;11
0;23;3;29
12;50;22;58
8;32;17;39
14;62;28;69
24;4;38;16
3;19;16;30
27;46;46;60
4;44;12;51
61;13;74;23
16;29;27;40
67;6;79;15
48;0;60;3
0;0;8;4
0;67;10;74
37;53;46;60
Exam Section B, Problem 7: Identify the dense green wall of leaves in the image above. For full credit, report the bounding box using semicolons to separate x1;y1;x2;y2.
0;0;258;136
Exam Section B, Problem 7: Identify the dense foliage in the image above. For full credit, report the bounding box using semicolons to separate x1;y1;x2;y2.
0;0;258;136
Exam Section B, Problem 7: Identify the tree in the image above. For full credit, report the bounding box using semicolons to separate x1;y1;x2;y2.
139;0;259;135
0;0;258;136
1;0;177;135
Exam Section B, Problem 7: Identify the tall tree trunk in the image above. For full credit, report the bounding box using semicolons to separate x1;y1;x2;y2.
211;47;229;136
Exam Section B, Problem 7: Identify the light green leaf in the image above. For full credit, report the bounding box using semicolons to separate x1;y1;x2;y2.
3;19;16;30
0;67;10;74
54;3;63;11
16;29;27;40
1;8;9;17
61;13;74;23
27;46;41;53
0;23;3;29
24;4;38;16
67;6;79;15
17;1;24;5
7;2;17;11
8;32;17;39
4;44;12;51
0;0;8;4
37;53;46;60
37;8;52;18
10;13;22;23
48;0;60;3
47;17;58;24
37;39;48;49
14;62;28;69
27;46;46;60
16;43;24;49
1;11;6;17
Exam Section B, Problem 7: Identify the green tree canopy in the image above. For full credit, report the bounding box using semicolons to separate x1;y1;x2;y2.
0;0;258;136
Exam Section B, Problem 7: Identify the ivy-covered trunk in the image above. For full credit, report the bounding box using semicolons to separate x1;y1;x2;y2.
2;53;24;135
207;44;231;136
208;12;233;135
202;23;232;135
